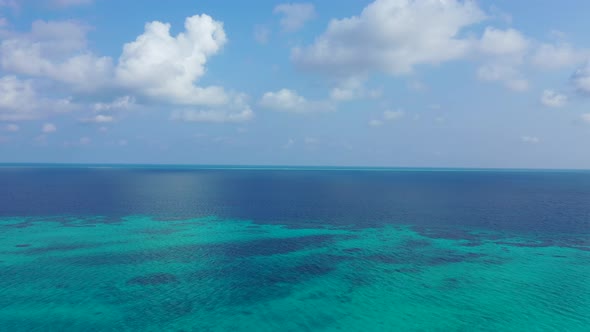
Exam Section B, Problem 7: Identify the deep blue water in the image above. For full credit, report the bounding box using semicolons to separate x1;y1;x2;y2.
1;166;590;234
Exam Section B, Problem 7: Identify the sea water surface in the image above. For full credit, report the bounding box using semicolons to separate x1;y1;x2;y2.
0;166;589;331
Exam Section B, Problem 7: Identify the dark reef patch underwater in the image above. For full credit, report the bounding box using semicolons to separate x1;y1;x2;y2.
0;167;589;331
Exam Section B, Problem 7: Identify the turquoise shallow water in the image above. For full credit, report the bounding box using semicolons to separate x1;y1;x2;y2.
1;215;589;331
2;168;590;330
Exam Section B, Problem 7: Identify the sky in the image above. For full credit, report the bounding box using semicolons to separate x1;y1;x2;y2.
0;0;590;168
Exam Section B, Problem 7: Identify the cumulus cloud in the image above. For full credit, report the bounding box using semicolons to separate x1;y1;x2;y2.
116;14;228;106
540;90;567;108
474;27;532;92
532;43;589;69
0;13;253;123
0;75;75;120
93;96;135;112
42;122;56;133
478;27;529;58
581;113;590;124
0;20;114;91
521;136;540;144
260;88;334;113
274;3;316;32
292;0;485;76
477;63;528;91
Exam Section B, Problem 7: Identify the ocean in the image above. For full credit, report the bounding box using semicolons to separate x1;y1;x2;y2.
0;166;589;331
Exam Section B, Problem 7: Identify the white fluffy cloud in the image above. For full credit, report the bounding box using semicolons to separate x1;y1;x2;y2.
478;27;529;57
260;89;333;113
42;123;56;133
540;90;567;108
0;75;38;120
116;14;228;106
0;75;75;120
93;96;135;112
292;0;485;76
0;20;114;91
475;27;531;92
0;13;253;123
273;3;316;32
532;43;589;69
477;64;529;92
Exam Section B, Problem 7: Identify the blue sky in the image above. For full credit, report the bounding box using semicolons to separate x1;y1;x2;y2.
1;0;590;168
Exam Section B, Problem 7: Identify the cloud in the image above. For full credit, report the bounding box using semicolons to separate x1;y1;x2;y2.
476;64;528;91
474;27;532;92
254;24;270;44
478;27;529;58
370;109;404;127
521;136;540;144
260;88;334;113
82;114;114;123
540;90;567;108
581;113;590;124
171;108;253;123
571;62;590;95
93;96;135;112
0;13;253;124
0;75;75;120
0;20;114;91
0;75;38;120
369;119;383;127
171;94;253;123
532;43;589;69
42;122;56;133
116;14;228;106
329;76;381;101
273;3;316;32
292;0;485;76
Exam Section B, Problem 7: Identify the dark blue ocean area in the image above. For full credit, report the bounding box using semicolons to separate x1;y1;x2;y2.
0;166;589;330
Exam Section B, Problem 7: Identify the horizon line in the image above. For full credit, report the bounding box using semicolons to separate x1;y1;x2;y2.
0;162;589;172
